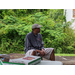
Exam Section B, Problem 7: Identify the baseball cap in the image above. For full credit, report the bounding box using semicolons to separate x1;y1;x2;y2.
32;24;42;29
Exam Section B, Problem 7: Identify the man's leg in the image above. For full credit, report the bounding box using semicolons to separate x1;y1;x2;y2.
50;49;55;61
31;51;36;56
43;48;55;60
25;50;36;56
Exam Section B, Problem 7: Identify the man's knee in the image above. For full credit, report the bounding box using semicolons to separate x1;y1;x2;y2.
31;51;36;55
49;48;55;53
51;49;55;55
53;49;55;52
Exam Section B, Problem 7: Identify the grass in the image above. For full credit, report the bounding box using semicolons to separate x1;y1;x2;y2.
55;54;75;56
21;52;75;56
1;51;75;56
15;52;75;56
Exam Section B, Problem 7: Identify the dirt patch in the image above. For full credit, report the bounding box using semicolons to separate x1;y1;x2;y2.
8;53;25;59
55;56;75;61
55;56;75;65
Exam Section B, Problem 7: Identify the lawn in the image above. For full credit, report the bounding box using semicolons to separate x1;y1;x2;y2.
55;54;75;56
21;52;75;56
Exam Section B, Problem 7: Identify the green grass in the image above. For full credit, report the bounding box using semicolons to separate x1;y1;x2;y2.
1;51;75;56
21;52;75;56
55;54;75;56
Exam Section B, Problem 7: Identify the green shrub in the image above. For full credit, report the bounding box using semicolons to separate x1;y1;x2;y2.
2;15;17;24
57;47;62;53
0;23;5;29
0;9;75;54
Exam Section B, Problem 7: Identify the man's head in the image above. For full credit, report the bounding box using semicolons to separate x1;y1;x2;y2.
32;24;42;34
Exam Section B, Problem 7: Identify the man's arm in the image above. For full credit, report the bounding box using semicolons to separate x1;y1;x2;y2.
35;34;45;56
40;34;45;52
25;35;30;53
25;35;35;53
40;34;45;55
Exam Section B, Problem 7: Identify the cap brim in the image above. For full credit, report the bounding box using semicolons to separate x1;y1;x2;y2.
37;25;42;28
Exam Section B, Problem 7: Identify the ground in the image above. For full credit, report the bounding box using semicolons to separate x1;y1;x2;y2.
8;53;75;65
56;56;75;61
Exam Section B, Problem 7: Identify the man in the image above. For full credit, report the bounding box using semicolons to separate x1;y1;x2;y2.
24;24;55;61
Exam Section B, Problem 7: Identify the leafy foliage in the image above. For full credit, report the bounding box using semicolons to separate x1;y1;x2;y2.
2;15;18;24
0;9;75;54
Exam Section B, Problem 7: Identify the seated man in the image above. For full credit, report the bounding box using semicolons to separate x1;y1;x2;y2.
24;24;55;61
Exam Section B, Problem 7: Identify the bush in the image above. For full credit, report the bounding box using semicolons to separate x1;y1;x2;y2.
57;47;62;54
2;15;17;24
0;23;5;29
0;9;75;54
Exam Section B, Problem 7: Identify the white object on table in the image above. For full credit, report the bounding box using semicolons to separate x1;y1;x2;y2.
9;56;41;65
37;60;63;65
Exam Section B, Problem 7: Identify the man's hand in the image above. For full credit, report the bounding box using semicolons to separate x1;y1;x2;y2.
40;50;45;56
41;49;45;55
36;49;45;56
41;49;45;52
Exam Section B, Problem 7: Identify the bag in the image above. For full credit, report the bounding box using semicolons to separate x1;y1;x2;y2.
0;54;10;62
9;55;41;65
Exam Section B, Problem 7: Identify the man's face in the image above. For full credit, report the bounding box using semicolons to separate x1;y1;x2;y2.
35;28;40;33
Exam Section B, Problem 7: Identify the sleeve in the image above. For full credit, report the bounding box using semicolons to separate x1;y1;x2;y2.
24;35;35;53
24;35;31;53
40;34;45;50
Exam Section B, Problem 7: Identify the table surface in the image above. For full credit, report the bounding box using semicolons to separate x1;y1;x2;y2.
37;60;63;65
0;60;63;65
